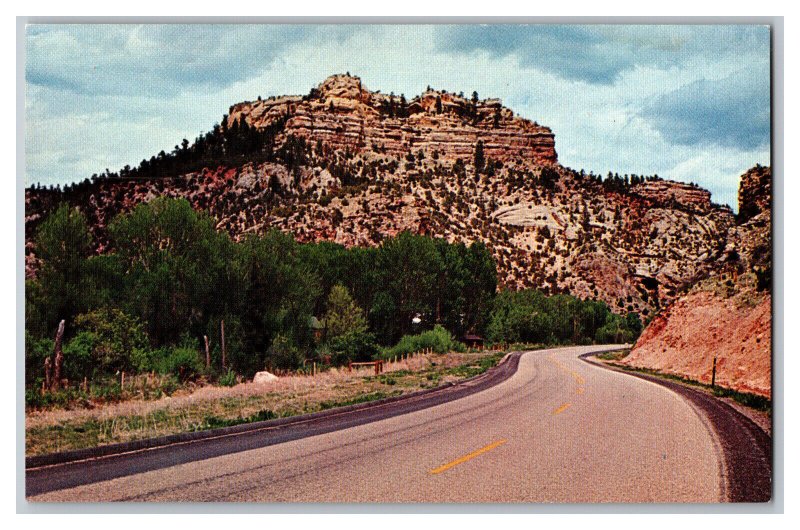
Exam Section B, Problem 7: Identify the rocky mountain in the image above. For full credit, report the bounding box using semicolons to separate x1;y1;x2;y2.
25;74;739;319
621;165;772;397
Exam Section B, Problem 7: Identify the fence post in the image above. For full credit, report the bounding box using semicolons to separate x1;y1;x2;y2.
44;357;52;391
348;361;352;373
52;319;65;391
711;356;717;388
220;320;226;369
204;335;210;369
313;362;316;376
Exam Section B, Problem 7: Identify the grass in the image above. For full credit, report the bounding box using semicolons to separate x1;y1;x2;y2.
25;349;509;457
604;361;771;413
595;349;631;361
318;390;402;410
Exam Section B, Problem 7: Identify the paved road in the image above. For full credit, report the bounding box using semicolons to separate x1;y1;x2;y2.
28;345;768;503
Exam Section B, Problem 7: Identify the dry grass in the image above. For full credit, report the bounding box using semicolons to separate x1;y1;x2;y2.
26;350;505;456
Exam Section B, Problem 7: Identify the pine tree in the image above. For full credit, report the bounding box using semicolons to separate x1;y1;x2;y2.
473;140;485;175
324;284;367;339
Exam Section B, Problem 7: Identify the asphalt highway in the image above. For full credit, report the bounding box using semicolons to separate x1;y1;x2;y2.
27;345;770;503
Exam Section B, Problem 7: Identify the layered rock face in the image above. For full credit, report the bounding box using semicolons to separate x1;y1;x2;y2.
26;74;741;319
228;74;558;166
631;180;712;212
622;165;772;398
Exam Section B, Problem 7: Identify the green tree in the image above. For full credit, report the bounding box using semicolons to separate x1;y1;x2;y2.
324;284;368;340
268;334;305;370
108;197;237;347
473;140;485;175
29;203;93;337
625;312;643;340
234;230;319;374
374;231;442;342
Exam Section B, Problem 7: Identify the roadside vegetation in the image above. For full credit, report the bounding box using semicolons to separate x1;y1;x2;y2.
594;349;631;361
25;349;511;456
25;197;642;415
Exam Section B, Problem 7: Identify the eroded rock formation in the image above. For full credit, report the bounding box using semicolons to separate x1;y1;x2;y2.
622;166;772;397
26;74;745;320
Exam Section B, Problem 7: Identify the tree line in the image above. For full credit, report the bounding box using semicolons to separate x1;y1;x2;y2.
25;198;497;384
26;197;643;395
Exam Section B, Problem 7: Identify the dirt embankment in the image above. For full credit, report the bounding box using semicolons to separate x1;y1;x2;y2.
621;283;770;398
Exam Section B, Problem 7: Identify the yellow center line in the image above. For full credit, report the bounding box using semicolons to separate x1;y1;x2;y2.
553;402;572;415
548;353;586;393
429;439;507;475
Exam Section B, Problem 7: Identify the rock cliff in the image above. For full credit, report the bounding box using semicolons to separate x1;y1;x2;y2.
26;74;741;319
621;165;772;398
228;74;558;166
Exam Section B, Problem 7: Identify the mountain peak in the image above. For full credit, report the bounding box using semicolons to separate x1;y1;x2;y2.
227;75;558;166
316;73;366;100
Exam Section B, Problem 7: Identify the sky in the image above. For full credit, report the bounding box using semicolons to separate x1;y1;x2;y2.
25;24;771;210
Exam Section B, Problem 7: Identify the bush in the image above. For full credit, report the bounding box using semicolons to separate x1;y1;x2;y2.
218;369;238;387
594;314;633;344
314;343;332;364
62;331;97;381
329;331;379;365
268;334;305;370
72;309;149;374
139;347;204;380
25;332;53;385
382;325;465;358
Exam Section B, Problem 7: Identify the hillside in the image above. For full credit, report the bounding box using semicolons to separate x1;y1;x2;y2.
25;73;738;319
621;165;772;397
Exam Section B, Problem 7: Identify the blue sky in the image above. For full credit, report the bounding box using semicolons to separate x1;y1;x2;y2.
25;24;771;209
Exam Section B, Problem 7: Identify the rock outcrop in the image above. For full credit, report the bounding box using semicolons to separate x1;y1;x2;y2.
631;180;712;212
25;74;742;319
228;74;558;166
622;165;772;398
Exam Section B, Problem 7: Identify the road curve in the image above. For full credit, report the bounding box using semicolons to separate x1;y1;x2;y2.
27;345;769;503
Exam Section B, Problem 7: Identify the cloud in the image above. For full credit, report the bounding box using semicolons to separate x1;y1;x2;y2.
25;25;316;97
437;25;770;86
640;63;770;150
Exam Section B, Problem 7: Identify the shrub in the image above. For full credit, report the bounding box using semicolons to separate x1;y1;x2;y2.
382;325;465;358
141;347;204;380
269;334;305;370
218;369;238;387
314;343;332;364
72;309;149;374
329;331;379;365
25;332;53;385
62;331;97;381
